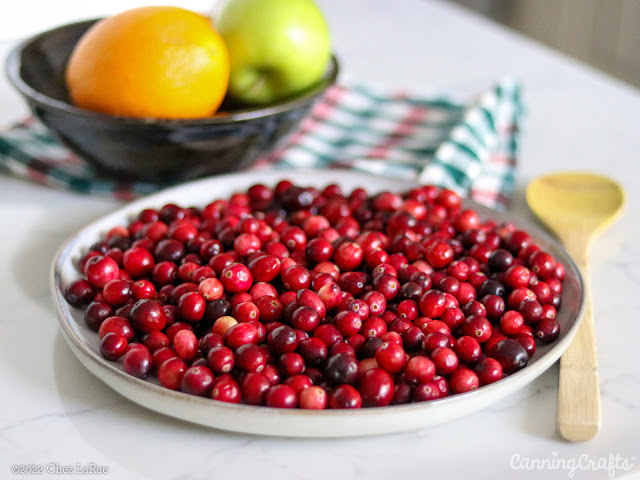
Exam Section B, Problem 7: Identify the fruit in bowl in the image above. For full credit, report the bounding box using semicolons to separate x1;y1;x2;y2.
65;6;230;119
62;181;567;409
215;0;332;105
6;5;339;181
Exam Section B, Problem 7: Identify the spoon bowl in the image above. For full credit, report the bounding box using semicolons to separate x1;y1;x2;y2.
527;171;625;442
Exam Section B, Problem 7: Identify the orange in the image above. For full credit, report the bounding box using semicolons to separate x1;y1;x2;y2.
65;6;230;119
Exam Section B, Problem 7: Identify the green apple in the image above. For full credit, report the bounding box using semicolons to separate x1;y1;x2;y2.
214;0;331;105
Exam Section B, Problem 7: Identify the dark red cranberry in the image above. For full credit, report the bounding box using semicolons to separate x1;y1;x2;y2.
491;338;529;374
64;279;96;308
413;381;442;401
478;279;506;298
488;249;513;272
325;352;359;385
84;301;114;331
534;317;560;344
235;344;267;373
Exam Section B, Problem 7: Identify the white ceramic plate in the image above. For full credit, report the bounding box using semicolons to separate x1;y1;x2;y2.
51;169;584;437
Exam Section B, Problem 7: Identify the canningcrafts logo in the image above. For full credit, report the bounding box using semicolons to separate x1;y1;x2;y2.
510;452;636;478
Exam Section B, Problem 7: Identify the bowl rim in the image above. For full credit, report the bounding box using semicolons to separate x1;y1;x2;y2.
5;18;340;126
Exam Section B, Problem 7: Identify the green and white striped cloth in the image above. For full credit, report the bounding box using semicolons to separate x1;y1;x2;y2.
0;78;523;208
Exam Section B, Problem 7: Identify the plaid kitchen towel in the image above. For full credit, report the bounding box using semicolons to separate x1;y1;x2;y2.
0;78;522;208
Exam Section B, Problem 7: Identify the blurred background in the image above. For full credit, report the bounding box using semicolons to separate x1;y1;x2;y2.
450;0;640;89
1;0;638;89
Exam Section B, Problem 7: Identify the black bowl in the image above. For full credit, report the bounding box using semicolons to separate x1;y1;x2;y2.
6;19;339;183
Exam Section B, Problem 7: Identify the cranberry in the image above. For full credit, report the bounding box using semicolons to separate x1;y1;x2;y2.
181;366;215;396
488;249;513;272
491;338;529;374
207;346;235;374
431;347;459;375
419;290;447;318
375;341;406;374
265;384;298;408
130;299;166;333
157;357;187;390
449;367;480;394
220;263;253;293
235;344;267;373
123;247;155;279
84;301;114;331
299;386;328;409
211;378;241;403
291;306;320;332
454;336;482;364
534;317;560;344
64;279;95;308
358;368;394;407
404;356;436;384
474;357;503;385
325;352;360;385
268;325;299;354
173;329;199;361
241;372;271;405
84;256;120;288
100;332;128;360
98;316;134;341
329;385;362;409
496;311;522;336
413;381;442;401
514;333;537;357
123;346;152;378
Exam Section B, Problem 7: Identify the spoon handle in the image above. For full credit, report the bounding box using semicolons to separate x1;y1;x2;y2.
556;233;600;442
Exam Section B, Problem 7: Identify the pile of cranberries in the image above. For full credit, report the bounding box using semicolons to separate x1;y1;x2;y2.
63;181;564;409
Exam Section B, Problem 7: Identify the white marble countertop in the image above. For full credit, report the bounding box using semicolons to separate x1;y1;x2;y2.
1;0;639;479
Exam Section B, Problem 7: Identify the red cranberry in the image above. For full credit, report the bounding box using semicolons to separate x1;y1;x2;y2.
413;381;442;401
265;384;298;408
449;367;480;394
474;357;503;385
100;332;128;360
130;299;166;333
98;315;134;341
157;357;187;390
207;346;235;374
375;341;406;374
211;378;241;403
220;263;253;293
84;256;120;288
404;356;436;384
123;346;152;378
431;347;459;375
358;368;394;407
181;366;215;396
454;336;482;364
241;372;271;405
419;290;447;318
329;385;362;409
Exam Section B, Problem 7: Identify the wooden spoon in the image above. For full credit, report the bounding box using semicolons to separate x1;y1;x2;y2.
526;171;625;442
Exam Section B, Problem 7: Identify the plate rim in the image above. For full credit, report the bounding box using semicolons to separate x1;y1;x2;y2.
50;168;585;437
